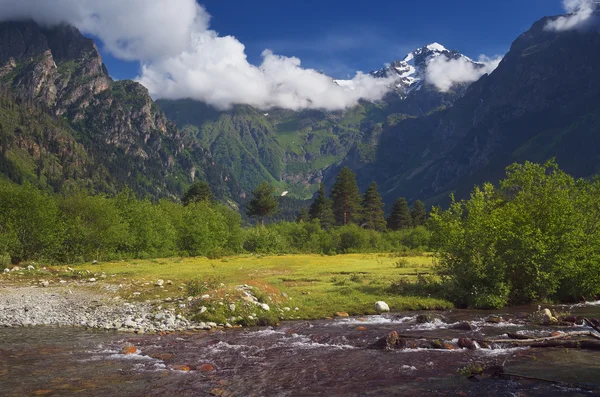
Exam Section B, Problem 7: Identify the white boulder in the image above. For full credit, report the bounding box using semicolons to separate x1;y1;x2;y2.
375;301;390;313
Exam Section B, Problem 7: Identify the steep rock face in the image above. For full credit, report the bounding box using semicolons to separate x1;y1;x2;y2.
354;14;600;206
0;20;237;200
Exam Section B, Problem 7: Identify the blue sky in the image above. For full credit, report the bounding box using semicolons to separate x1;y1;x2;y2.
101;0;565;80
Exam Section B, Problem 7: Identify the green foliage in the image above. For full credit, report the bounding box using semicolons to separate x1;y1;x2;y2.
242;226;285;254
246;181;279;224
295;208;310;223
430;160;600;308
308;183;335;229
387;198;412;230
360;182;386;231
410;200;427;227
331;167;361;226
182;180;215;205
0;179;432;264
0;182;61;262
59;192;129;262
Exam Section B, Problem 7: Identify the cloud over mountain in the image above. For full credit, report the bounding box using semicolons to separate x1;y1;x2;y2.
0;0;397;110
546;0;597;31
425;55;502;92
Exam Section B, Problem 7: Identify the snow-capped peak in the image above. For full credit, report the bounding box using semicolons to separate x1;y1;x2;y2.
425;42;448;52
368;42;479;97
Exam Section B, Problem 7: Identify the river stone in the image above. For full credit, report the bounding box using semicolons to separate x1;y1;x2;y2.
155;279;164;287
229;303;236;312
39;280;49;287
368;331;402;350
451;322;473;331
124;320;137;328
27;265;35;271
458;338;477;349
3;268;9;273
259;303;270;311
375;301;390;313
416;314;446;324
486;316;504;324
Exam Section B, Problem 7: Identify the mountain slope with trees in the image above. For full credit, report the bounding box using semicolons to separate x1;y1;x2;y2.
0;20;238;201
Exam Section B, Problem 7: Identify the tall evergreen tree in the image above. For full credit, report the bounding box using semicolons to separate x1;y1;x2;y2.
308;183;335;229
387;197;412;230
182;181;215;205
411;200;427;227
330;167;361;226
246;182;279;225
360;182;386;231
295;208;310;223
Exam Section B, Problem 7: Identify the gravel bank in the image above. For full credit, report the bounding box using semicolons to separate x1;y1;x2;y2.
0;285;215;333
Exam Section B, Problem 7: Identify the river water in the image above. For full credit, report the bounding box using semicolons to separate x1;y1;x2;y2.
1;303;599;396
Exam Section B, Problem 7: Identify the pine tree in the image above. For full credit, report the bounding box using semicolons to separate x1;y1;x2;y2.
331;167;362;226
360;182;386;231
308;183;335;229
411;200;428;227
182;181;215;205
246;182;279;225
387;197;412;230
295;208;310;223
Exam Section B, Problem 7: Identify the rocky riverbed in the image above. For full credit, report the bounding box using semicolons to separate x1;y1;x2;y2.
0;285;212;333
0;264;295;333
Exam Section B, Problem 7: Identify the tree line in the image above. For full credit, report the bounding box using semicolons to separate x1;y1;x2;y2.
245;167;427;231
0;178;430;266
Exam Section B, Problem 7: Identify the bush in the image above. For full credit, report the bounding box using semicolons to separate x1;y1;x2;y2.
430;160;600;308
242;226;285;254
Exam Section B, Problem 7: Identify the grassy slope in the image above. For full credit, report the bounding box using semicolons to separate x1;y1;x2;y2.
77;254;451;319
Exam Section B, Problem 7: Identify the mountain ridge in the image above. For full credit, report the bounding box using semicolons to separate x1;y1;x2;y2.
0;20;239;201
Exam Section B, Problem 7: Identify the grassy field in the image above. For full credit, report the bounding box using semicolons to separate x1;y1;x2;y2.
76;253;452;320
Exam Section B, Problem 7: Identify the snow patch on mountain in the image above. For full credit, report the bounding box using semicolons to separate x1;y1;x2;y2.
359;43;502;96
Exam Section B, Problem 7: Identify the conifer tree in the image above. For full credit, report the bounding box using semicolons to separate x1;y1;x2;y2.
330;167;361;226
182;181;215;205
308;183;335;229
360;182;386;231
295;208;310;223
246;182;279;225
387;197;412;230
411;200;427;227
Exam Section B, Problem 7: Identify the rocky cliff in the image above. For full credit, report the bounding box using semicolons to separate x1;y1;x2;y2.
0;20;238;200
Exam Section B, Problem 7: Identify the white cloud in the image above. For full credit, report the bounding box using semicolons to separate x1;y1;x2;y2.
425;55;502;92
0;0;397;111
0;0;209;61
545;0;597;32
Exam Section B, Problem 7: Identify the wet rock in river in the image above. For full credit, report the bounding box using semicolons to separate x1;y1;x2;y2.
458;338;477;350
416;314;446;324
335;312;349;317
122;345;137;355
451;322;473;331
368;331;402;350
485;316;504;324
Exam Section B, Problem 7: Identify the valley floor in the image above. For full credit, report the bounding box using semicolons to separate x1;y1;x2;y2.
0;254;451;331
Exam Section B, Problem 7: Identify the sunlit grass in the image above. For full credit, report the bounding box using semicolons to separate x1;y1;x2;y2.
76;253;451;319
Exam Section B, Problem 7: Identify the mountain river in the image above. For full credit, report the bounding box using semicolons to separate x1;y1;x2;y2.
1;303;599;396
